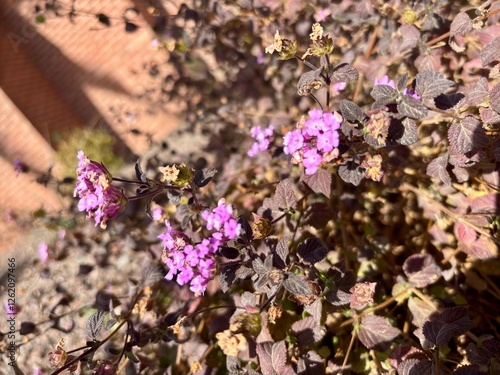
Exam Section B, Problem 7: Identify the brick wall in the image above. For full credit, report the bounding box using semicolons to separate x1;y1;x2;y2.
0;0;181;223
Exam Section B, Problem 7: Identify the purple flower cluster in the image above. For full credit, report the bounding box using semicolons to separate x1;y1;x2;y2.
74;151;127;229
374;75;421;100
159;199;241;295
247;124;274;157
283;109;342;175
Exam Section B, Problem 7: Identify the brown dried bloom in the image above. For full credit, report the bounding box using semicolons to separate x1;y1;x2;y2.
215;329;247;357
268;305;283;324
361;154;384;182
251;213;273;239
190;361;203;374
265;30;283;54
349;282;377;310
365;112;390;146
309;23;324;41
48;339;67;368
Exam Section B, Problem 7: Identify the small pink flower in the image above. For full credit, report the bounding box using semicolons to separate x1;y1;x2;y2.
38;242;49;264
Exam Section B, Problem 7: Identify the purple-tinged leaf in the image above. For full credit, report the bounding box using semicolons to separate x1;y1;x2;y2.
272;340;287;373
297;237;328;265
86;310;107;340
338;160;365;186
235;265;253;280
241;291;258;309
448;116;488;154
428;223;451;246
450;12;473;36
415;49;443;72
434;93;466;111
220;264;238;292
448;150;481;168
253;256;271;276
467;77;489;106
302;169;331;197
304;298;323;325
331;63;359;83
480;107;500;124
340;99;365;123
467;343;493;367
414;326;433;351
291;316;325;346
304;202;336;229
490;83;500;114
134;159;147;182
460;235;498;260
452;166;468;182
238;215;253;243
426;153;451;186
358;315;401;351
325;289;351;306
256;342;274;375
296;351;324;374
397;73;409;92
403;253;442;288
388;345;427;370
371;84;399;102
408;297;439;328
399;25;420;53
470;193;498;214
400;118;419;145
218;246;239;259
481;36;500;67
274;236;290;269
283;272;312;296
398;358;433;375
422;306;472;345
454;222;477;244
416;71;455;100
193;168;217;187
388;118;418;146
467;335;500;367
274;178;297;211
397;95;428;119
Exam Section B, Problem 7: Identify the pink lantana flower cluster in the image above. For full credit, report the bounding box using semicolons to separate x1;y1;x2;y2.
159;199;241;295
283;109;342;175
247;124;274;157
374;75;421;100
74;151;127;229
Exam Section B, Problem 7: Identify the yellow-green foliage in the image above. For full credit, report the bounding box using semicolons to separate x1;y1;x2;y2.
56;128;123;178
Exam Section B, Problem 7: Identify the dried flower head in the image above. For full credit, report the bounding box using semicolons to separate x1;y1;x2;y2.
349;282;377;310
361;154;384;182
48;339;67;368
215;329;247;357
265;30;283;54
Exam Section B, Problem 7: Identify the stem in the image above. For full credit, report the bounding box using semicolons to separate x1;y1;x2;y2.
342;330;357;370
294;53;317;71
112;177;145;184
51;288;146;375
